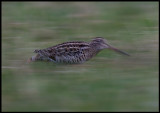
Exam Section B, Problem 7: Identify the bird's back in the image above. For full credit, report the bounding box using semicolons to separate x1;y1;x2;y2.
34;41;96;63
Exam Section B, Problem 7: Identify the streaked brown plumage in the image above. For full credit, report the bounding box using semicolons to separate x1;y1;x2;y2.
28;37;130;64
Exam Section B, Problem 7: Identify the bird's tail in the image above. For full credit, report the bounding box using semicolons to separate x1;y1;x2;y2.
34;49;41;53
27;55;37;63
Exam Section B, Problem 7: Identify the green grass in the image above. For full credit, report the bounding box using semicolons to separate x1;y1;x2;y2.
2;2;159;112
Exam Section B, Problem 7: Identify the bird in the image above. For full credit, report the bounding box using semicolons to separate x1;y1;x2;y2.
28;37;130;64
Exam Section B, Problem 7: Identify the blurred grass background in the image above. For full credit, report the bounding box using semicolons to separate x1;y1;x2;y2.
2;2;159;112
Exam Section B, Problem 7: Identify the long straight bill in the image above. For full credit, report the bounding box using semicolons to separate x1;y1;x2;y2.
109;46;130;56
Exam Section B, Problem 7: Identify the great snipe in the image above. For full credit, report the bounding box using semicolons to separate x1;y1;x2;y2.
28;37;130;64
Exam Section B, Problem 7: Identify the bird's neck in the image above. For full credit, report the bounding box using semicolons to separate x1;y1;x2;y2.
90;43;102;51
89;43;102;58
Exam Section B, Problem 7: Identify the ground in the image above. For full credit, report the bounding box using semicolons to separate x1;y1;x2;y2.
2;2;159;112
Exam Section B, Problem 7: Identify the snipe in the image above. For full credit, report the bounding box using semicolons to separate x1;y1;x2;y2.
28;37;130;64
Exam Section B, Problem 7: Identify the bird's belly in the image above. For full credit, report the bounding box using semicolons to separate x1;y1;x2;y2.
55;55;89;64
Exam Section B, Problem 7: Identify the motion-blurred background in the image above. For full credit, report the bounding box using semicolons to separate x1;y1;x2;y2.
2;2;159;112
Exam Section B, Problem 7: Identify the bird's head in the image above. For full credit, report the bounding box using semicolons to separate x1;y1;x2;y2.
91;37;130;56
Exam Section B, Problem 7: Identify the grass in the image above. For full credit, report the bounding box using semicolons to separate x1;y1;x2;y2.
2;2;159;112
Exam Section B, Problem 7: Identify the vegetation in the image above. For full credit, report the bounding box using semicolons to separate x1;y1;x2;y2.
2;2;158;111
